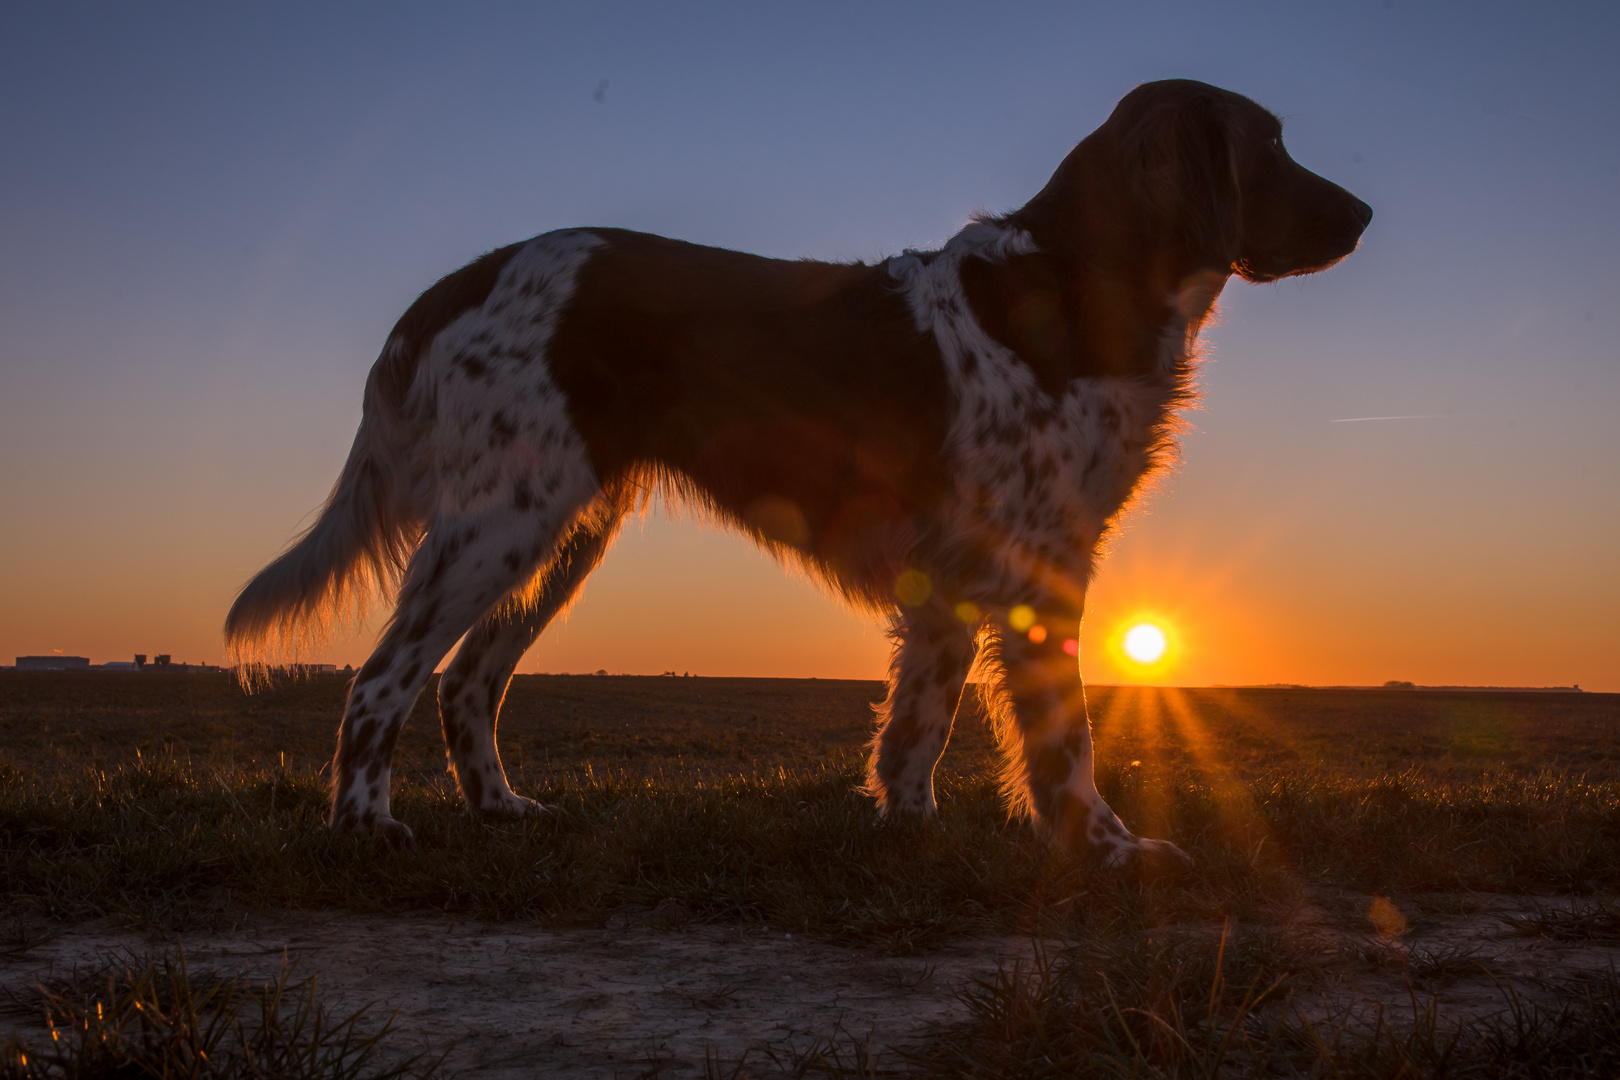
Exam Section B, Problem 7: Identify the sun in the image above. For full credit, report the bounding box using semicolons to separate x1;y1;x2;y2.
1101;613;1180;679
1122;622;1168;665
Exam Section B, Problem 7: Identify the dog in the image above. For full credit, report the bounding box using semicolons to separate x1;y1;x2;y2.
226;79;1370;867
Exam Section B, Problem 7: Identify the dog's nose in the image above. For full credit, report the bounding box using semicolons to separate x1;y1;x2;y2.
1352;198;1373;227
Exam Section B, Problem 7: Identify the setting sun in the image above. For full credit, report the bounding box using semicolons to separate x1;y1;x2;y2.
1123;623;1169;664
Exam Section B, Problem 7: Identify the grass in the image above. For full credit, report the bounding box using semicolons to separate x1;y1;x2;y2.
5;674;1618;784
694;922;1620;1077
2;751;1617;937
2;675;1618;937
3;673;1619;1076
896;927;1620;1079
1500;898;1620;943
4;753;1619;939
1;949;436;1079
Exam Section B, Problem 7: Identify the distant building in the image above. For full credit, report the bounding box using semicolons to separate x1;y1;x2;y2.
10;650;291;676
16;655;88;671
16;655;90;671
130;653;226;674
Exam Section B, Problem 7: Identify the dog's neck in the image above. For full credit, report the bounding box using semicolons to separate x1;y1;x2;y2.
954;224;1230;392
1003;134;1236;383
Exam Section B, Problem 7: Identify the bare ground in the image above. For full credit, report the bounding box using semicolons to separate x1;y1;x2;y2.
1278;890;1620;1034
5;893;1618;1077
1;915;1029;1077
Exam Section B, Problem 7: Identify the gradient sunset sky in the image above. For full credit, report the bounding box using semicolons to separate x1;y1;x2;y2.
2;2;1615;689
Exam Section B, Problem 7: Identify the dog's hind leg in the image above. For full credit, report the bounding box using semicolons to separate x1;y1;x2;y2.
330;493;597;845
866;606;979;817
438;513;623;816
994;620;1192;872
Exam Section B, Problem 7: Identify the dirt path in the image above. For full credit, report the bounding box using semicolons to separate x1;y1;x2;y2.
1282;891;1620;1030
2;916;1029;1077
5;894;1617;1077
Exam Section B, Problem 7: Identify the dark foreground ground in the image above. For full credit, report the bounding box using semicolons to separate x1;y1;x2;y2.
3;674;1619;1077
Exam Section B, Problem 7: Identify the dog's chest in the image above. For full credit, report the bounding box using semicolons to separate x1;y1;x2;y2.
947;358;1170;553
891;232;1180;579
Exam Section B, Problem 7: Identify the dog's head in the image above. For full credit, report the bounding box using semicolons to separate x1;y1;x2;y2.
1099;79;1372;282
1015;80;1370;287
965;81;1371;386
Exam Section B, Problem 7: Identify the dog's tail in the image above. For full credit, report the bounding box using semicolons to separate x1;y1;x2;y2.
224;343;426;681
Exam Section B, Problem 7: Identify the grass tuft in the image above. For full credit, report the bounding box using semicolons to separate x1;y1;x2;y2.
915;923;1297;1078
734;929;1620;1078
1500;898;1620;943
1272;968;1620;1079
1;948;437;1080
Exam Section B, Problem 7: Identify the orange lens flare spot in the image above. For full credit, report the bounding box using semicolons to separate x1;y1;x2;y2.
1062;638;1079;657
743;495;809;547
1008;605;1037;632
1122;623;1168;664
1368;895;1408;939
894;569;931;606
1027;624;1047;644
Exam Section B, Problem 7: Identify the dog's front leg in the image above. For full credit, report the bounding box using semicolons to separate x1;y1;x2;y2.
866;606;979;817
999;617;1192;871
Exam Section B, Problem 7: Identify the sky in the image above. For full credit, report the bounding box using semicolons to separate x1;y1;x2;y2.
1;1;1616;689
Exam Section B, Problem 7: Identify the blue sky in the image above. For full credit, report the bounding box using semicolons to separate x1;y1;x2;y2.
2;2;1616;687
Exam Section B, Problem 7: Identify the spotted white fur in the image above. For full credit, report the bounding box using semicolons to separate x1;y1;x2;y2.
877;221;1205;865
328;232;612;840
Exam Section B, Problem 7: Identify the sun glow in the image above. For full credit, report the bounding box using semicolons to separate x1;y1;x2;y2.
1123;623;1168;664
1105;615;1178;680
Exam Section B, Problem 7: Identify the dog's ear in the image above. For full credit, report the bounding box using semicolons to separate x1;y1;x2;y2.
1123;95;1244;271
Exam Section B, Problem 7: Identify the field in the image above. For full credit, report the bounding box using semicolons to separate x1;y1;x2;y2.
3;673;1619;1077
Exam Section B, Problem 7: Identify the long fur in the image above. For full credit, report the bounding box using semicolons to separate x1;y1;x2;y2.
223;80;1369;862
223;364;422;680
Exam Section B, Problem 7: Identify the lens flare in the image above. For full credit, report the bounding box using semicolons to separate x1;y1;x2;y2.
1122;623;1168;664
894;569;930;606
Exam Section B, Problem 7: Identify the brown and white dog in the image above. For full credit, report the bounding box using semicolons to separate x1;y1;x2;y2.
227;79;1370;867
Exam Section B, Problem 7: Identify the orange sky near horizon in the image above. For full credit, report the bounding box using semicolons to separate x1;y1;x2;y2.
8;468;1605;691
2;4;1616;693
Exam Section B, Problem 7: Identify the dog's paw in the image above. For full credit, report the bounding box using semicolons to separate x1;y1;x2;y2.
1100;836;1194;876
332;812;417;849
372;815;418;849
477;793;556;819
870;781;940;819
877;798;938;820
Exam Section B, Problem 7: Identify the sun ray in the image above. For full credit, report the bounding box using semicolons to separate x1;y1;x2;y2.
1153;688;1367;953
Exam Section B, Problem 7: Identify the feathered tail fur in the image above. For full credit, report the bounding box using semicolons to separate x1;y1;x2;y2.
223;354;424;681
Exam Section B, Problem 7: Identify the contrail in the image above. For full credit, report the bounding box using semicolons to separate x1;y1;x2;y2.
1329;414;1449;423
